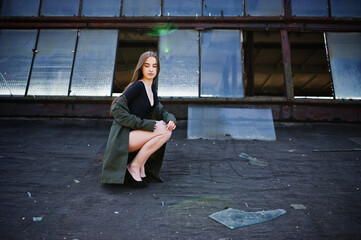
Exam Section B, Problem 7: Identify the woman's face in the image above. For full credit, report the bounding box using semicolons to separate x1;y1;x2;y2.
142;57;158;80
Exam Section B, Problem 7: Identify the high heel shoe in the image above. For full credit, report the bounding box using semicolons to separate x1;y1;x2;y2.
141;176;152;183
125;169;148;188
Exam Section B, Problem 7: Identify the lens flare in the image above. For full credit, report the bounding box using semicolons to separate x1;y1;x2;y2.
147;23;179;37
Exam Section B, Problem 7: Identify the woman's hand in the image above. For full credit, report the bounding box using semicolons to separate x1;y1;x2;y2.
154;120;166;129
166;120;176;131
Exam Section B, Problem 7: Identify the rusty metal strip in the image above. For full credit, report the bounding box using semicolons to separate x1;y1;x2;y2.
1;22;360;32
281;30;294;101
284;0;292;18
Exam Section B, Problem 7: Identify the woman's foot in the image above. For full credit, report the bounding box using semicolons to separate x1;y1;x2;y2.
125;166;147;188
140;165;146;179
127;165;142;181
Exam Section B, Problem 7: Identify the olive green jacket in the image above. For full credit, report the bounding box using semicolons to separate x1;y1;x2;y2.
101;96;176;184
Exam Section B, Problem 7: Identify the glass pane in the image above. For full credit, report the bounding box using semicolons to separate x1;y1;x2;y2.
81;0;120;16
327;33;361;99
245;0;283;16
70;30;118;96
28;30;77;96
330;0;361;18
0;0;39;16
290;32;332;98
201;30;244;97
187;105;276;140
203;0;243;16
209;208;286;229
0;30;37;96
41;0;79;16
158;30;199;97
122;0;161;16
163;0;202;16
292;0;328;16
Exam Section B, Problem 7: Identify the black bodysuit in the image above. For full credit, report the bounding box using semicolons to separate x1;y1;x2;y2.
123;81;159;119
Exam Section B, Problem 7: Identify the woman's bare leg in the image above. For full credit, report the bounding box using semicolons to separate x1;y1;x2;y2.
127;123;172;181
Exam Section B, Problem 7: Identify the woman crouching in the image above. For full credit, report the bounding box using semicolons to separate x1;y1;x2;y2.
102;51;176;188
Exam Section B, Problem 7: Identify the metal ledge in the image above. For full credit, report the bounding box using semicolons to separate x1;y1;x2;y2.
0;16;360;32
1;95;360;105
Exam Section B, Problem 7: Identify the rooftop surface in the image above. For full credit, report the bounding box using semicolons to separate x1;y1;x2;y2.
0;119;360;240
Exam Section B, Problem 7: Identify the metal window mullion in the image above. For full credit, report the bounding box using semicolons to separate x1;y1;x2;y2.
110;30;120;96
37;0;42;16
24;29;40;96
78;0;83;17
284;0;292;17
281;29;294;101
323;32;335;100
243;0;245;16
198;30;201;98
120;0;123;16
160;0;163;16
245;31;254;96
240;29;246;97
68;29;80;96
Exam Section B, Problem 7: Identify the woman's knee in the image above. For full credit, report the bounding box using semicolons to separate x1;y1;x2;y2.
163;129;172;141
156;126;172;141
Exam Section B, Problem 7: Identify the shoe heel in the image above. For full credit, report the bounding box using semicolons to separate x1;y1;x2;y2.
125;169;148;188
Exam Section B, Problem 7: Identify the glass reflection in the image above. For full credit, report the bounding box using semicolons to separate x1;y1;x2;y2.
187;105;276;140
81;0;120;16
327;33;361;99
245;0;283;16
41;0;79;16
122;0;161;16
0;30;37;96
201;30;244;97
28;30;77;96
330;0;361;18
203;0;243;16
70;30;118;96
292;0;328;16
163;0;202;16
0;0;39;16
158;30;199;97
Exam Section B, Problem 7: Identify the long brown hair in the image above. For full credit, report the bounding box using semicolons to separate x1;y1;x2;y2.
111;51;160;109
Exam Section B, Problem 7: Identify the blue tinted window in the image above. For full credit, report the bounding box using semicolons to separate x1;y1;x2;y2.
122;0;161;16
245;0;283;16
292;0;328;17
0;0;39;16
70;30;118;96
0;30;37;96
163;0;202;16
327;33;361;99
28;30;77;96
158;30;199;97
201;30;244;97
41;0;79;16
330;0;361;18
203;0;243;16
188;105;276;140
81;0;120;16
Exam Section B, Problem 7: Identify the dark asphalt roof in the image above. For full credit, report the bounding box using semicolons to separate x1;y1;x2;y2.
0;119;360;240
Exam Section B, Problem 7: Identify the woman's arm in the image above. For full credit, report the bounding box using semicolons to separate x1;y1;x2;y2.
157;103;177;130
112;96;156;132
